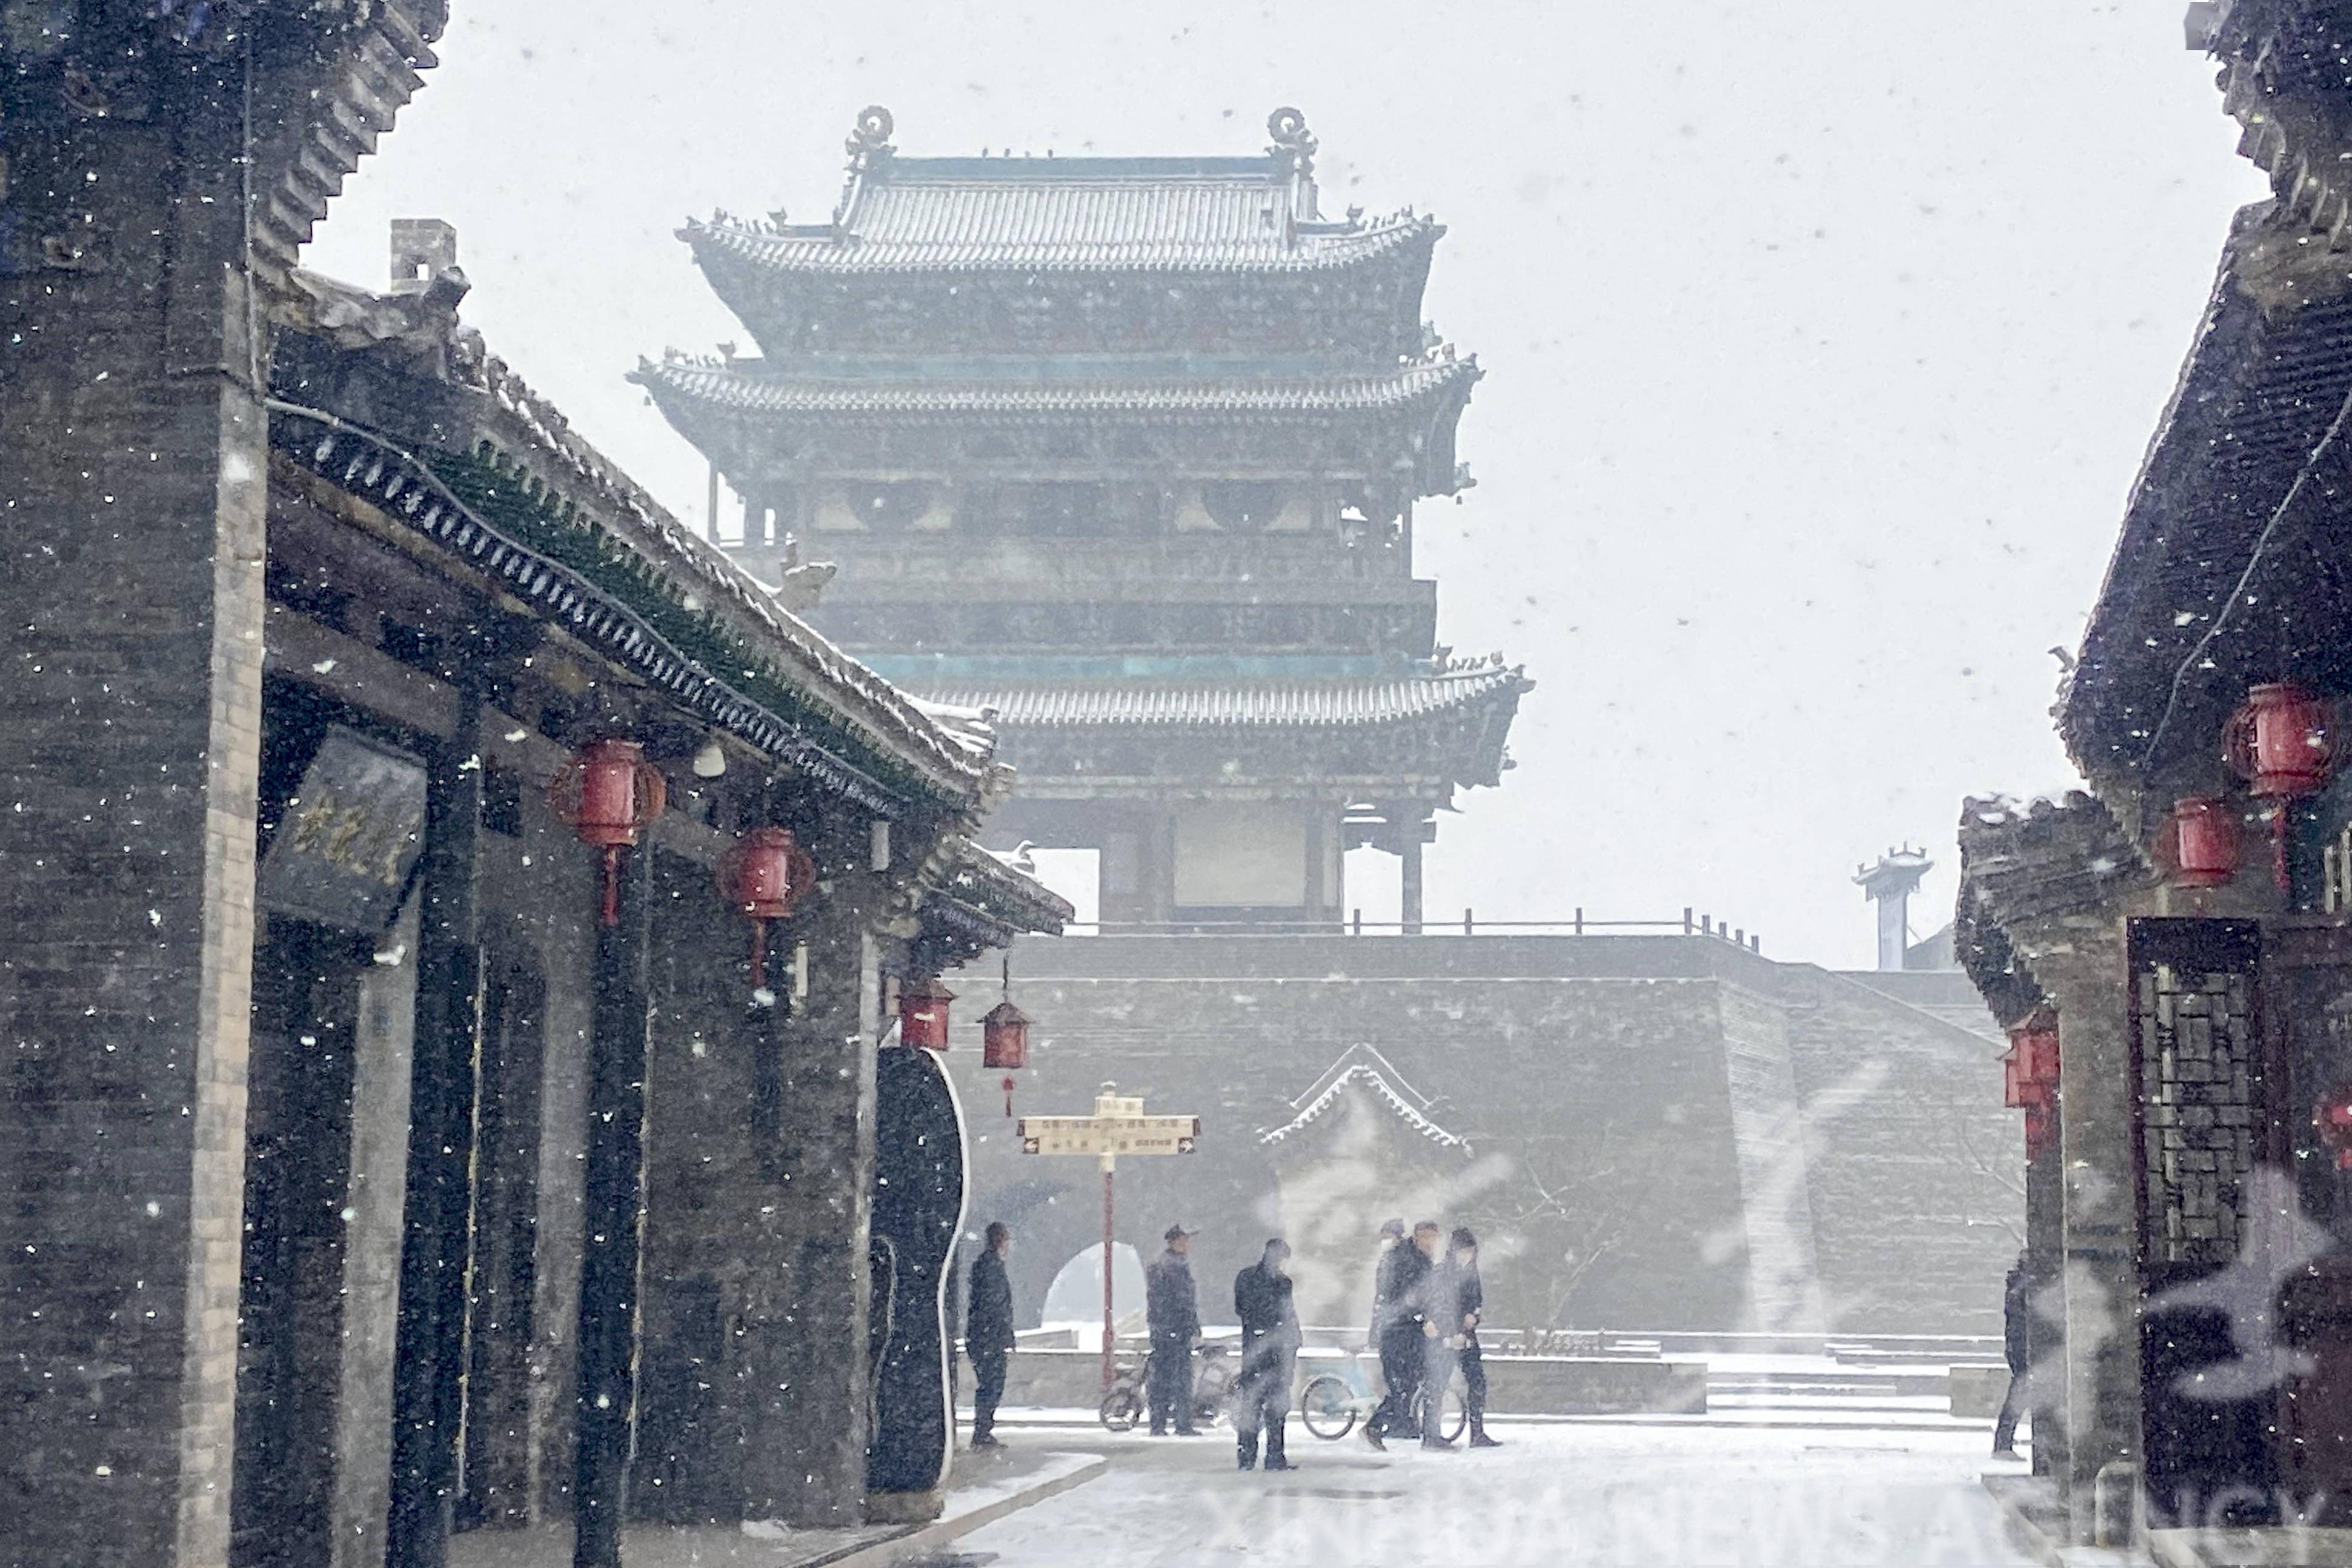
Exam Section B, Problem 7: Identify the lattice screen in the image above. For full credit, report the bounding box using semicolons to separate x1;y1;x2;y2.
2138;960;2259;1266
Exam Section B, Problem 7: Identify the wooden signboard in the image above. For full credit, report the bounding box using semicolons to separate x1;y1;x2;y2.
257;726;428;932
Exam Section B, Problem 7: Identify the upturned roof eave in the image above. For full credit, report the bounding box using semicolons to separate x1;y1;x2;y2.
266;313;1005;813
2059;201;2352;785
677;210;1443;279
912;668;1531;729
919;668;1531;793
627;352;1483;420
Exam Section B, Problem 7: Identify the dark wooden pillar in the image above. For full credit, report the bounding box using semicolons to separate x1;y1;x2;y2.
1399;837;1426;936
576;846;654;1567
1144;810;1177;924
387;693;485;1568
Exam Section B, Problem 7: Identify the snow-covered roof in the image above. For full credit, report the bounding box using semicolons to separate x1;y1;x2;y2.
1258;1043;1467;1151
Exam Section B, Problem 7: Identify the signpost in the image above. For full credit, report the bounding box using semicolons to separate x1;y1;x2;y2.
1018;1083;1200;1394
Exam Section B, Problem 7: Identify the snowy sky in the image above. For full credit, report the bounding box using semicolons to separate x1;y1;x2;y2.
307;0;2266;969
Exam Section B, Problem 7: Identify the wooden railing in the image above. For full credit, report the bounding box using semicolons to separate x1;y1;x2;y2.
1052;909;1766;953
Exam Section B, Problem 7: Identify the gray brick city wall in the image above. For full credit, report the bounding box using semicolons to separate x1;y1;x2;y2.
949;935;2018;1337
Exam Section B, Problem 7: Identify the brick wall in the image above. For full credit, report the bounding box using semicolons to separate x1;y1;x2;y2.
0;64;268;1568
950;935;2019;1337
1784;968;2022;1336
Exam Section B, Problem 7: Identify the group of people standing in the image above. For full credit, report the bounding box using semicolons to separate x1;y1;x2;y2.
961;1215;1500;1469
1363;1219;1501;1452
1145;1224;1303;1471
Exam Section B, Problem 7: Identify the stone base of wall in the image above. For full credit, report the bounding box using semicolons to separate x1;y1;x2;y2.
994;1350;1115;1411
1949;1363;2010;1418
985;1348;1707;1416
1483;1355;1708;1415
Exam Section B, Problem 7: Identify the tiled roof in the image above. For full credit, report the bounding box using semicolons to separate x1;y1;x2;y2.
915;665;1529;730
1260;1044;1466;1150
2061;202;2352;777
443;345;1008;797
631;354;1480;417
682;160;1440;276
269;273;1010;810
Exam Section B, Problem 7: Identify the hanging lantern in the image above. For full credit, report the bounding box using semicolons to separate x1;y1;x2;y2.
549;738;666;926
2224;682;2337;891
2159;796;2241;890
714;826;818;982
2024;1103;2057;1164
2008;1014;2061;1163
983;998;1031;1117
2224;682;2336;796
2003;1015;2059;1113
897;974;954;1051
2317;1087;2352;1171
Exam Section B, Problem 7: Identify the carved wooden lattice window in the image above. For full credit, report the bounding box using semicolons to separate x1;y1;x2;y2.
2132;920;2262;1268
2322;820;2352;912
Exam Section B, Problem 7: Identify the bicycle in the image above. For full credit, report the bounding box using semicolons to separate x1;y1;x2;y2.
1097;1341;1235;1432
1298;1354;1467;1443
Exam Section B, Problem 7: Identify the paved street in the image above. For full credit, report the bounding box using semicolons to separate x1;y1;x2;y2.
958;1424;2039;1567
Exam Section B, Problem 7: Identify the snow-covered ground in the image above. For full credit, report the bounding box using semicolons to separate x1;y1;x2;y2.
962;1424;2039;1567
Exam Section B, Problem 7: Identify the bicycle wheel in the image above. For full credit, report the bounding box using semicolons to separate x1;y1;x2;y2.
1099;1383;1141;1433
1438;1375;1468;1444
1298;1374;1357;1440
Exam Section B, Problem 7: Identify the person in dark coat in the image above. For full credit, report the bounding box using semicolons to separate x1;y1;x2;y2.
1232;1238;1301;1471
1993;1252;2033;1459
1364;1221;1440;1449
1367;1217;1405;1344
965;1222;1016;1448
1446;1227;1501;1447
1415;1230;1461;1452
1144;1223;1201;1436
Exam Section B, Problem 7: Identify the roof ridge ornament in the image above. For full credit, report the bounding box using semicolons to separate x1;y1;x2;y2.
1266;105;1317;179
846;104;896;175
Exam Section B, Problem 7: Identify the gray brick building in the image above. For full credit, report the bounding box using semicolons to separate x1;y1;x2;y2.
0;13;1063;1566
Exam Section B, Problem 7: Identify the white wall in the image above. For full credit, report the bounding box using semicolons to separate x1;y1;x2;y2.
1173;802;1304;908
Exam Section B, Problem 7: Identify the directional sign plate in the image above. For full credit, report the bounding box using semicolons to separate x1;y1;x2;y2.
1018;1114;1200;1158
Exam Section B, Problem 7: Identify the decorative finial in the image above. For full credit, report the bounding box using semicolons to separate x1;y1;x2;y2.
1266;105;1317;179
846;105;896;174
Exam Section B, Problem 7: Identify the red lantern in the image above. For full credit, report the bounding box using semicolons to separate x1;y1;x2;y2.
2159;796;2241;890
983;999;1031;1117
715;826;817;981
2225;682;2337;891
897;975;954;1051
2003;1018;2059;1112
549;738;667;926
2318;1088;2352;1171
2024;1103;2057;1164
2224;682;2336;797
2006;1015;2061;1161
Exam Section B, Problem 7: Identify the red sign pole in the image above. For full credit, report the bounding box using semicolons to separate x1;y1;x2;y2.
1100;1152;1117;1396
1014;1084;1200;1402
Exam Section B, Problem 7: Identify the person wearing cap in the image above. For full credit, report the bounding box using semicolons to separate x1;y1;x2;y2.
1232;1238;1300;1471
1144;1223;1201;1436
1443;1227;1501;1448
